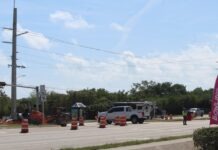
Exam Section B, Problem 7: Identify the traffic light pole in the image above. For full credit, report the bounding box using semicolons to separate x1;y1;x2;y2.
36;86;39;111
1;82;40;112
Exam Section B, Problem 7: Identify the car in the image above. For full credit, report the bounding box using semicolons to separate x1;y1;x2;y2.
98;106;145;124
188;108;204;117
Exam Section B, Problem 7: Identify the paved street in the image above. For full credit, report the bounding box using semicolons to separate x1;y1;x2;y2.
0;120;209;150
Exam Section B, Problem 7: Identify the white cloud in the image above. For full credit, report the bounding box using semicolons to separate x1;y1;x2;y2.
110;23;129;32
50;11;94;29
55;44;218;91
1;25;52;50
17;25;52;50
50;11;72;21
63;53;88;66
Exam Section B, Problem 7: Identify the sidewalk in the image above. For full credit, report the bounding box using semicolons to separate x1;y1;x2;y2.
104;138;194;150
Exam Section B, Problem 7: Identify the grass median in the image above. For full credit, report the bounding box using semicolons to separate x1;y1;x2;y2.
61;134;192;150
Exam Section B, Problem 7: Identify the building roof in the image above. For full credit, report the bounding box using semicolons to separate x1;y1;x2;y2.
72;102;86;108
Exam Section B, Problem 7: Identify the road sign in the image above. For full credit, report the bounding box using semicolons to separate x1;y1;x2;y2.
40;85;46;102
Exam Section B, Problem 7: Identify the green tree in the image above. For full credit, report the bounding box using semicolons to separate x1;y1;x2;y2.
0;89;11;117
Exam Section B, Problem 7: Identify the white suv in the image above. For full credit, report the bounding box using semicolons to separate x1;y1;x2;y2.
98;106;145;124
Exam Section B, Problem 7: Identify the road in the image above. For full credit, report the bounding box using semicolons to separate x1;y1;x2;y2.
0;120;209;150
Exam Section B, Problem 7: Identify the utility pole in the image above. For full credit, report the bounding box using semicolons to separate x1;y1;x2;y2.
11;2;17;119
9;0;28;119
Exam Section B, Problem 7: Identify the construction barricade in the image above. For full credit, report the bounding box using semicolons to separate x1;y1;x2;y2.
119;116;126;126
71;118;78;130
21;119;29;133
79;116;84;126
99;116;107;128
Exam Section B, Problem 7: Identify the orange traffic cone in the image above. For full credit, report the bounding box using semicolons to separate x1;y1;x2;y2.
120;116;126;126
79;116;84;126
114;116;120;125
71;118;78;130
99;116;106;128
21;119;29;133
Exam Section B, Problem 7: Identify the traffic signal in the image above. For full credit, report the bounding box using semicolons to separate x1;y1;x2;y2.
0;82;6;88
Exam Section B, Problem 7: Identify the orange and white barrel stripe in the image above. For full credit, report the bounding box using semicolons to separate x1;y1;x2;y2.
21;119;29;133
71;118;78;130
119;116;126;126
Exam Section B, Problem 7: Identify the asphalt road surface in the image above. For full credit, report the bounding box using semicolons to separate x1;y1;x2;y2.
0;120;209;150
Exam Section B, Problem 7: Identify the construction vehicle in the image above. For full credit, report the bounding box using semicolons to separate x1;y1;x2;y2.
29;107;70;126
29;110;43;124
46;107;71;126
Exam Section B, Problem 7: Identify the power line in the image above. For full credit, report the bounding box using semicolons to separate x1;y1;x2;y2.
4;28;218;65
26;32;125;56
17;44;218;66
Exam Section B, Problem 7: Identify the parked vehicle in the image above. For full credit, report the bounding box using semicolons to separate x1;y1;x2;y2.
152;108;166;119
188;108;204;117
98;106;145;124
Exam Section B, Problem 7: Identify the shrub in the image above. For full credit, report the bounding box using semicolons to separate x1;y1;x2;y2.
193;127;218;150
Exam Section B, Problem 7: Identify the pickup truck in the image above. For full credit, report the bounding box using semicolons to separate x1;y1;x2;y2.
188;108;204;117
98;106;145;124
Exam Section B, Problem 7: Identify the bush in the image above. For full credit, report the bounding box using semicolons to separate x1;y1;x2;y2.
193;127;218;150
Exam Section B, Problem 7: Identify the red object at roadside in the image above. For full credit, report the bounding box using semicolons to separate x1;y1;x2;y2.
30;111;43;124
210;76;218;125
186;112;192;121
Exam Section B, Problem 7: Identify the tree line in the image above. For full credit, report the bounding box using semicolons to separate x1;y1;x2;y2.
0;80;213;119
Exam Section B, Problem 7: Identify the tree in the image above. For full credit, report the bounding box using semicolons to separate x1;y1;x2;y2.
0;89;11;117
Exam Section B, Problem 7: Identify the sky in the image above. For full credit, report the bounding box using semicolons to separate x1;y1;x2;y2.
0;0;218;98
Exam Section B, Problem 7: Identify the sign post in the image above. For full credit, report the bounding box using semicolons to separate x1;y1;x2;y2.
40;85;46;124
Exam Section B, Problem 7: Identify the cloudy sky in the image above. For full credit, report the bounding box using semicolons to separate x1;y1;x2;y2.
1;0;218;98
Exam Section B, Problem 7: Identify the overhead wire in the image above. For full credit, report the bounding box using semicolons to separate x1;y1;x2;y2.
16;43;218;66
26;32;125;56
3;27;218;65
2;28;218;94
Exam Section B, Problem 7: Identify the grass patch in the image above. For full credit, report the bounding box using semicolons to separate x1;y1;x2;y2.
61;134;192;150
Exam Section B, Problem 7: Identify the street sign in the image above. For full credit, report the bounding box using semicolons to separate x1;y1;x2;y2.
40;85;46;102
